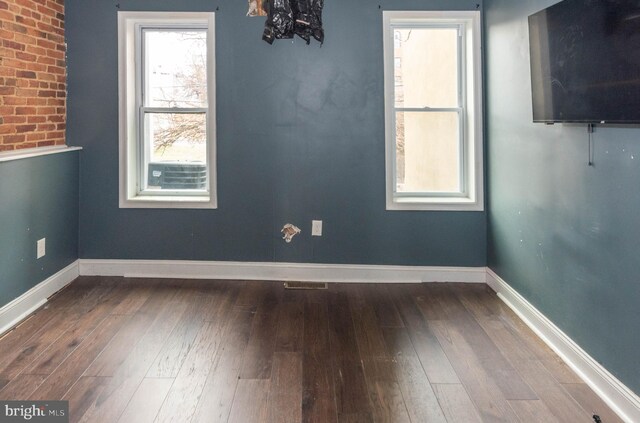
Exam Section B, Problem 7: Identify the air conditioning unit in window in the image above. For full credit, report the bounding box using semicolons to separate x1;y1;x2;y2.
148;162;207;190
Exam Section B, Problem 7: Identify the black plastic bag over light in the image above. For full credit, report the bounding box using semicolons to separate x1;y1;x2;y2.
263;0;324;45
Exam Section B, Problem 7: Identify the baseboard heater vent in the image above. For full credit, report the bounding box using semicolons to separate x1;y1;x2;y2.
283;281;328;290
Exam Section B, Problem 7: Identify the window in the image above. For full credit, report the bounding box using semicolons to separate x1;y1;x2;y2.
383;11;483;211
118;12;216;208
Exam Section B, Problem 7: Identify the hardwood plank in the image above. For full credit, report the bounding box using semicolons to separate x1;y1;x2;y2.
227;379;271;423
275;301;304;352
234;281;267;312
117;378;173;423
109;284;154;315
466;315;538;363
426;284;537;400
146;287;223;378
239;287;280;379
541;356;584;384
412;284;450;320
83;284;178;377
0;374;47;400
154;289;236;423
433;383;483;423
337;412;373;423
365;381;411;423
0;309;86;381
562;383;625;423
381;328;447;423
508;399;560;423
24;285;130;375
63;377;110;423
302;299;337;423
513;360;592;423
268;352;303;423
29;315;127;400
76;289;191;423
430;320;520;422
388;286;459;384
192;309;254;423
347;287;412;423
327;290;371;417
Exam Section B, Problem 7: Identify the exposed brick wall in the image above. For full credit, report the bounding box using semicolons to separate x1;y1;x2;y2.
0;0;65;152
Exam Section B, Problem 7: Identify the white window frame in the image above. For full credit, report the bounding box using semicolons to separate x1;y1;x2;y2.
118;11;217;209
383;10;483;211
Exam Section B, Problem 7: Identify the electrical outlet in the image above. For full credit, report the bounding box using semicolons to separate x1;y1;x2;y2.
312;220;322;236
37;238;46;259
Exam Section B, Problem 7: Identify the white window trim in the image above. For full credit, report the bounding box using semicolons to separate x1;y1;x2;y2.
383;10;484;211
118;11;217;209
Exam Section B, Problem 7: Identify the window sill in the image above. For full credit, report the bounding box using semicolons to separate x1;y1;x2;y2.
0;145;82;163
387;196;484;211
119;195;217;209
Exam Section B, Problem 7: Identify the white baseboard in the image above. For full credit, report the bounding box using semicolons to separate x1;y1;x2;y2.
78;259;487;284
486;268;640;423
0;260;79;336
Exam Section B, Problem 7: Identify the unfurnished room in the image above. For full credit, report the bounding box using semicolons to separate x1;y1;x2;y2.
0;0;639;421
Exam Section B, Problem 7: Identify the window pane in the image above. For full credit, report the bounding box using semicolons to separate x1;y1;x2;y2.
144;30;207;108
395;111;460;193
393;27;459;108
144;112;207;191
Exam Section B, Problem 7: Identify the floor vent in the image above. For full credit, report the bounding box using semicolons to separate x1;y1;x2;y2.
283;281;328;290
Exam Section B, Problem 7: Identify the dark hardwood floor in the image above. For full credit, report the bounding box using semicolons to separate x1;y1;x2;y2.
0;277;622;422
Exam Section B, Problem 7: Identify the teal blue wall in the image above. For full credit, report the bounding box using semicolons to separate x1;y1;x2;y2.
66;0;486;266
0;152;79;308
485;0;640;394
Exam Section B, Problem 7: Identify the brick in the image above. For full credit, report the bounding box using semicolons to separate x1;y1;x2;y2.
36;123;54;131
3;116;26;123
3;96;27;105
16;70;35;78
15;87;37;96
2;39;25;51
26;131;44;140
25;61;46;72
26;97;47;105
2;0;66;150
0;67;16;76
14;33;36;45
15;15;36;27
27;115;45;123
0;28;14;39
16;142;37;149
46;65;63;74
37;106;54;114
3;134;25;144
15;51;36;61
16;106;36;115
7;23;28;35
15;0;36;10
16;124;36;132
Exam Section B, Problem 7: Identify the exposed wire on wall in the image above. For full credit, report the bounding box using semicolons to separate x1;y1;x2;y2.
587;123;594;166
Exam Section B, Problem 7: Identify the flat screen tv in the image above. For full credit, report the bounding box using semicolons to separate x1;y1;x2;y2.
528;0;640;123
